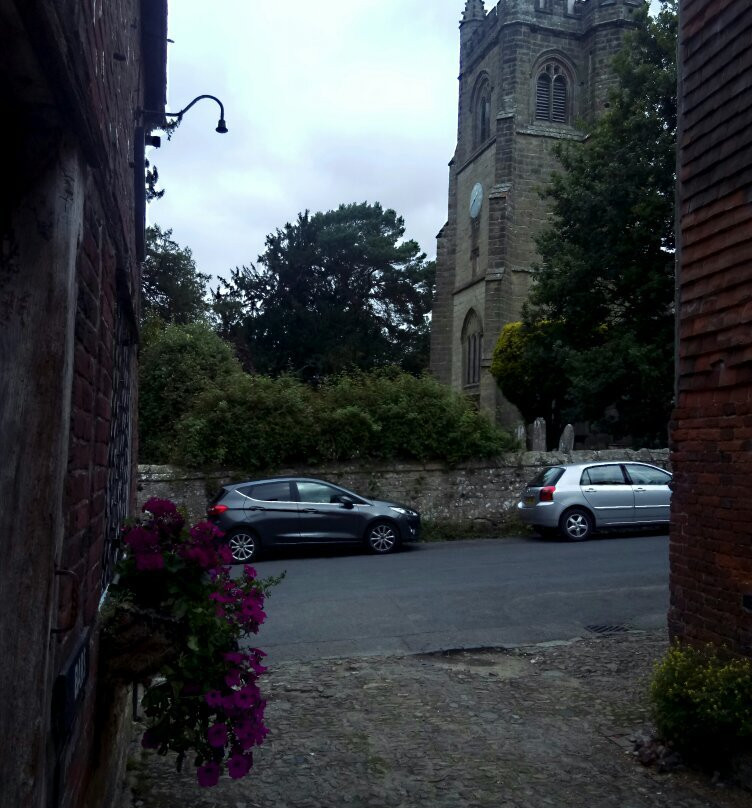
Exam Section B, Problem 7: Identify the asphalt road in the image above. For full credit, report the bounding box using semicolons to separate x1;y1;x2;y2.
243;533;670;663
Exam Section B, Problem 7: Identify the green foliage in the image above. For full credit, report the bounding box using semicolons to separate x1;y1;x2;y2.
168;367;513;470
651;643;752;764
139;320;244;463
212;202;435;379
174;373;319;470
490;320;570;442
517;1;677;446
142;225;212;324
315;369;514;466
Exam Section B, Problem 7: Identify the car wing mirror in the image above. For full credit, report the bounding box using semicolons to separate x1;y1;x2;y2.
333;495;355;509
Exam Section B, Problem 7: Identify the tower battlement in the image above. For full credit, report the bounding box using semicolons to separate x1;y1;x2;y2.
460;0;645;70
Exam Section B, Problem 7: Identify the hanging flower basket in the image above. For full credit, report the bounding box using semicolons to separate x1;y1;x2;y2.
100;498;284;787
100;602;183;682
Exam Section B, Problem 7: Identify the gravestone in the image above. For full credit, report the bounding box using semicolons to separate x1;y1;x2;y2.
558;424;575;453
530;418;546;452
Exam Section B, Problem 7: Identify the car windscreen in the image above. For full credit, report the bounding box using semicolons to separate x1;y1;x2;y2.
526;467;565;487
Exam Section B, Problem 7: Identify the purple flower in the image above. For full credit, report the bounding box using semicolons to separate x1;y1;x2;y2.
190;521;224;544
123;525;159;552
224;651;246;665
197;761;221;787
227;752;253;779
243;565;258;579
134;551;164;571
142;498;179;518
234;684;261;709
204;690;224;708
225;668;242;688
207;722;228;749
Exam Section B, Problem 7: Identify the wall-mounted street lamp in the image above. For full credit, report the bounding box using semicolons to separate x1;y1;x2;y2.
164;94;228;133
135;94;228;261
142;93;228;144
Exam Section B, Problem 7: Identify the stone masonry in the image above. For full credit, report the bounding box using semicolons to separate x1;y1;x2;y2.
138;448;670;531
430;0;642;426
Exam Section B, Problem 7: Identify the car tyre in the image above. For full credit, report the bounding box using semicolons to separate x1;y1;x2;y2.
226;528;259;563
365;520;400;554
559;508;594;542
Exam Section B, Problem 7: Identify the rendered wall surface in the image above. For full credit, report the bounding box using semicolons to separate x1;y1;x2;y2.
670;0;752;655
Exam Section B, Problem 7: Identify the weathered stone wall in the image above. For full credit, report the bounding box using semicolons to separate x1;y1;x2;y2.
138;448;670;530
671;0;752;657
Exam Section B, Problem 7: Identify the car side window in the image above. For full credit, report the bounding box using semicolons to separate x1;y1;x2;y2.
626;464;671;486
246;481;293;502
581;465;627;486
296;481;342;504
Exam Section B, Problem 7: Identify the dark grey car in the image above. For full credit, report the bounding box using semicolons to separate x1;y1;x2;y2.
207;477;421;562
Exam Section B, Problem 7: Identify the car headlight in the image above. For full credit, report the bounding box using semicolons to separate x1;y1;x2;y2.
389;506;409;516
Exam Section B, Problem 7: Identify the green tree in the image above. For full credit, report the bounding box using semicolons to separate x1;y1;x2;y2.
522;1;677;445
212;202;435;380
490;320;570;442
141;225;211;324
139;319;243;462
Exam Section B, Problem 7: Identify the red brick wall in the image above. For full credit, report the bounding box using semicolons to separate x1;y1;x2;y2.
0;1;165;806
670;0;752;655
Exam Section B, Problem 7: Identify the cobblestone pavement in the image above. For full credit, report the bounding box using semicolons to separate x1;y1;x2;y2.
127;630;750;808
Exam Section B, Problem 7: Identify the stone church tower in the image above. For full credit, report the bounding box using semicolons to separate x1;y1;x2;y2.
430;0;643;427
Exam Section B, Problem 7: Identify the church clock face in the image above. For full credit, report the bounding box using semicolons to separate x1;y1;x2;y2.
469;182;483;219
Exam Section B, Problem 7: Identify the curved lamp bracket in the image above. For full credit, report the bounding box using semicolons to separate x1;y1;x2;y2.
144;94;228;134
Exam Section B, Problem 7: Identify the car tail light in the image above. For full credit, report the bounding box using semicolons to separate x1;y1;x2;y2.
207;504;229;517
539;486;556;502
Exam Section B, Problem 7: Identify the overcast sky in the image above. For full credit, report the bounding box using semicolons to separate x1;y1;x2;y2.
149;1;659;283
148;0;462;283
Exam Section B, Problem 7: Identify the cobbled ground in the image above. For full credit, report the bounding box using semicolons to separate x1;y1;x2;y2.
126;630;750;808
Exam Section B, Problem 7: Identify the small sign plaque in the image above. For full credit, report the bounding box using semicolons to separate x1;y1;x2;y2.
52;631;90;745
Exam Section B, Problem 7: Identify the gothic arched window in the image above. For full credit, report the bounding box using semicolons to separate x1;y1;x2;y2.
535;63;569;124
461;310;483;386
472;77;492;147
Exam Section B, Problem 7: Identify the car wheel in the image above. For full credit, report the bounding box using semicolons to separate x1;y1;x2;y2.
366;521;400;554
227;529;258;562
559;508;594;542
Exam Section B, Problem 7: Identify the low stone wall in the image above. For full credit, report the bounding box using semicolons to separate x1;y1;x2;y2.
138;449;670;532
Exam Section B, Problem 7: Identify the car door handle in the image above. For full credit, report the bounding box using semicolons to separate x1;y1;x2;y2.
301;508;318;513
634;487;646;493
247;505;266;511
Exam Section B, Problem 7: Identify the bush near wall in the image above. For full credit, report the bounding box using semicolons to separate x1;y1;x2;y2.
651;643;752;768
169;367;514;470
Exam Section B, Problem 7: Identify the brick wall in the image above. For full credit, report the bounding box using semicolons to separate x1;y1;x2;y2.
670;0;752;655
0;2;166;807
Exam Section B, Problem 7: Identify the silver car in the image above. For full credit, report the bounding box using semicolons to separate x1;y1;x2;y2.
517;462;672;541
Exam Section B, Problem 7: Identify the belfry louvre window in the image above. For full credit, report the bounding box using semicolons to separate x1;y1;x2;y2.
535;63;568;123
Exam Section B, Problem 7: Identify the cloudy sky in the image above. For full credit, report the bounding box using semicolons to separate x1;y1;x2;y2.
148;0;463;283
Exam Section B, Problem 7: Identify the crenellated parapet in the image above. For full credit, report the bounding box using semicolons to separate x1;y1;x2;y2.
460;0;645;73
